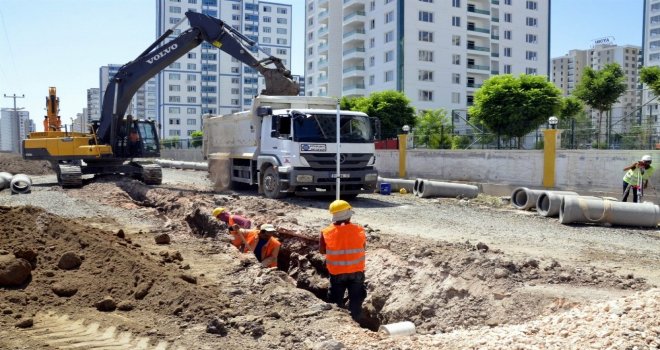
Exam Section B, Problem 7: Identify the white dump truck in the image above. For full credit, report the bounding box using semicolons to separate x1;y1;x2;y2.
202;95;379;199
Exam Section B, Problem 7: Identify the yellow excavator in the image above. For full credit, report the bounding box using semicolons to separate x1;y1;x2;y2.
21;11;298;188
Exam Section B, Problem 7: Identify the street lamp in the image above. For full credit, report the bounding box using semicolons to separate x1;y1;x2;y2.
402;125;410;134
548;116;558;129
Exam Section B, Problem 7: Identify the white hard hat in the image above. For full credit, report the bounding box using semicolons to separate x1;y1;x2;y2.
641;155;652;162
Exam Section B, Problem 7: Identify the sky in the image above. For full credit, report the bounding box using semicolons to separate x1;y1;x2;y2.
0;0;644;131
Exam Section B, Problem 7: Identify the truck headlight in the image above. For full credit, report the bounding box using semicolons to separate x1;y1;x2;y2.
365;173;378;182
277;166;292;173
296;175;314;183
367;156;376;166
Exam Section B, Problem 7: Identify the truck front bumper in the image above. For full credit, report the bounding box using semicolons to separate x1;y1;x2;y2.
282;167;378;196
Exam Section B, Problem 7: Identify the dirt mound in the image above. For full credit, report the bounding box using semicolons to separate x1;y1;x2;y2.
0;153;52;176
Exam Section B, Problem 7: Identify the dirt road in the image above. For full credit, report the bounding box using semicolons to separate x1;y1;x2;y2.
0;158;658;349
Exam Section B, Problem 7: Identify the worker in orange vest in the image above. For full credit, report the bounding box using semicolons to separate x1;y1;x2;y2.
237;223;281;268
320;200;367;322
212;207;252;249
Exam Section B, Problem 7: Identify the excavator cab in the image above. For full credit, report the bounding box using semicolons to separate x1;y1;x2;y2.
114;118;160;158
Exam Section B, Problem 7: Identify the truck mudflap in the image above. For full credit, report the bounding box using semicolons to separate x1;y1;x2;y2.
285;168;378;196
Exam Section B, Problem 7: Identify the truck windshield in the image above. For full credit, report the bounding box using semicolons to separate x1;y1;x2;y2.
292;114;374;143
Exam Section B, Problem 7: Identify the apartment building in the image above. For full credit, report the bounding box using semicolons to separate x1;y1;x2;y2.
156;0;293;139
643;0;660;134
0;109;30;153
86;88;101;124
99;65;157;123
552;43;641;135
305;0;550;133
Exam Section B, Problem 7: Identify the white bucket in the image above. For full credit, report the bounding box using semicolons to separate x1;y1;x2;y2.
378;321;416;336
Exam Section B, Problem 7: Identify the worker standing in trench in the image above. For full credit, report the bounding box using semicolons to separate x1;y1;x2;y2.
236;223;281;268
622;155;655;203
320;200;367;322
212;207;252;250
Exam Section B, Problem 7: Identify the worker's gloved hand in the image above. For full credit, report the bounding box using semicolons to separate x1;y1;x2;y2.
230;224;241;232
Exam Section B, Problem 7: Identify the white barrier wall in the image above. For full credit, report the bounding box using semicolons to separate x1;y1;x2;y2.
160;149;206;162
375;149;660;194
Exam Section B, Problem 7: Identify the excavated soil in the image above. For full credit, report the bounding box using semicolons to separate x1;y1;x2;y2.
0;153;52;176
2;171;658;349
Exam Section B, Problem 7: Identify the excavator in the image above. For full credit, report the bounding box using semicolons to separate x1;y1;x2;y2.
22;11;299;187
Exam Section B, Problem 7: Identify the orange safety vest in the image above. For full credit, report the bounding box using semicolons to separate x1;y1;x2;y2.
322;223;366;275
245;235;281;268
231;228;257;252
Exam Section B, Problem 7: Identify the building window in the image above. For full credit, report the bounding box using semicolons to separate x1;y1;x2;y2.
452;16;461;27
526;17;537;26
277;7;287;14
452;0;460;7
385;31;394;43
526;67;538;75
452;35;461;46
385;11;394;23
169;6;181;13
525;50;537;61
187;97;196;103
504;47;512;57
419;90;433;101
370;19;375;29
526;1;537;10
504;64;512;73
419;11;433;23
187;119;196;126
452;54;460;65
451;92;460;103
452;73;460;84
369;56;375;66
277;18;287;24
231;67;240;73
369;75;375;85
385;70;394;82
418;70;434;81
419;31;434;42
370;37;376;48
419;50;434;62
187;63;196;70
187;85;197;92
504;0;512;4
504;30;512;40
187;108;196;114
169;130;181;136
525;34;537;43
169;85;181;92
385;50;394;62
168;107;180;113
504;13;512;22
277;28;287;34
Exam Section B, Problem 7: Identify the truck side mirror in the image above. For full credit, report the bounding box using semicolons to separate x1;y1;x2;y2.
257;106;272;117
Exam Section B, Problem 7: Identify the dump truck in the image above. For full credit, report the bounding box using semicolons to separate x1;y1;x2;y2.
202;95;379;199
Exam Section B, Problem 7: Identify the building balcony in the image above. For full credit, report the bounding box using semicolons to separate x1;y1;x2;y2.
318;0;328;9
467;26;490;34
343;0;364;12
467;44;490;54
318;42;329;53
491;0;499;4
343;10;366;25
467;64;490;71
318;58;328;68
491;52;499;57
318;75;328;84
343;28;366;44
342;83;366;96
491;17;499;22
491;34;499;40
318;10;329;23
467;6;490;17
343;47;365;59
467;82;483;89
318;27;329;37
491;70;500;74
343;65;365;78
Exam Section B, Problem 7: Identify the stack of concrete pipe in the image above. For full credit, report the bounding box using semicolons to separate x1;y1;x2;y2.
0;172;32;194
536;192;599;217
413;178;479;199
156;159;208;171
510;187;578;210
559;196;660;227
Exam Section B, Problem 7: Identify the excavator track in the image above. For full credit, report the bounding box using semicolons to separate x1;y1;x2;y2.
139;163;162;185
58;164;83;188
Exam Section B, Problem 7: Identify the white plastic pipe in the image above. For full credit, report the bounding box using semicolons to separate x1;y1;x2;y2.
10;174;32;194
418;179;479;199
536;193;600;217
511;187;578;210
377;177;415;193
0;172;12;190
379;321;416;336
559;196;660;227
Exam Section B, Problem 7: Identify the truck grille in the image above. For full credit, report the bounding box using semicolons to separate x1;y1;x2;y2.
301;153;371;170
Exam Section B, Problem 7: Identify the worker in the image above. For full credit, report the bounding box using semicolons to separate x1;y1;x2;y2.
622;155;655;202
128;128;140;156
43;116;49;132
239;223;281;268
228;224;258;253
320;200;367;322
212;207;252;249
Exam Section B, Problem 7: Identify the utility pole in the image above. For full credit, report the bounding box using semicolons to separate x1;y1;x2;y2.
3;93;25;154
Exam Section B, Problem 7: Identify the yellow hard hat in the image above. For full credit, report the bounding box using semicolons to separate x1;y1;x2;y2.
399;188;407;194
329;200;352;214
212;207;226;218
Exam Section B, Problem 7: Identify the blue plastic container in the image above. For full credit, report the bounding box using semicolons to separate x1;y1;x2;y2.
380;183;391;195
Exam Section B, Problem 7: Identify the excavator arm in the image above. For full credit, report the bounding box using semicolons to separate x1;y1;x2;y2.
97;11;299;147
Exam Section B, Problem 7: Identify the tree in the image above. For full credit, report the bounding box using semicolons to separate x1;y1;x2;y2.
344;90;416;139
190;130;203;148
468;74;562;148
558;96;585;149
640;66;660;96
415;109;452;149
573;63;627;148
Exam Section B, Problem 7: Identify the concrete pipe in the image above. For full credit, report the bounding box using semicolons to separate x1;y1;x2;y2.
377;177;415;193
417;180;479;199
0;172;13;190
559;196;660;227
536;193;599;217
511;187;578;210
10;174;32;194
413;178;425;196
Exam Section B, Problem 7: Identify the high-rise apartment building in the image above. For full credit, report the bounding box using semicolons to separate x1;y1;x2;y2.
0;109;30;153
305;0;550;131
156;0;293;139
552;43;641;135
99;65;157;123
643;0;660;135
86;88;101;123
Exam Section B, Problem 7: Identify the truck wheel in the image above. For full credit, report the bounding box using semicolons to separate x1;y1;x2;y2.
263;167;286;199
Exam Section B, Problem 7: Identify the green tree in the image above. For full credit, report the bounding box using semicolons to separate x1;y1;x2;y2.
344;90;416;139
468;74;562;148
640;66;660;95
557;96;585;149
190;130;203;148
414;109;452;149
573;63;627;148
